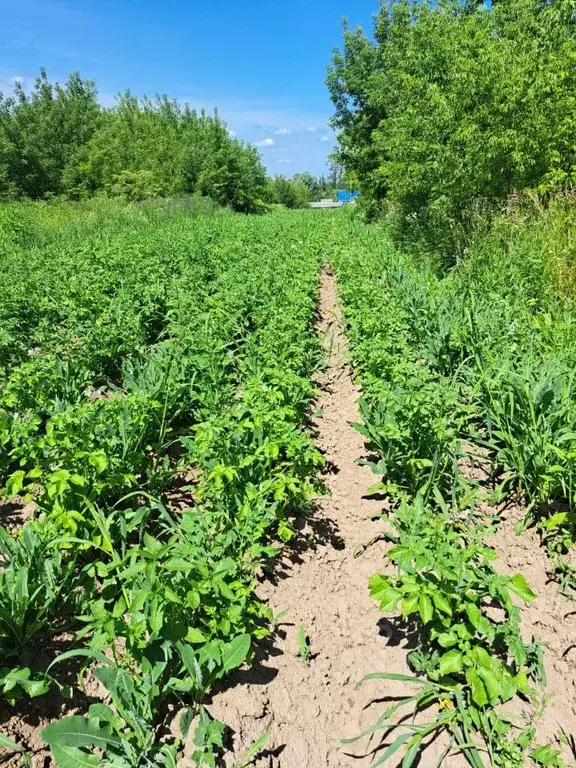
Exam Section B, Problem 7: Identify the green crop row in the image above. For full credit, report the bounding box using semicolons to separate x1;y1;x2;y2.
0;207;330;766
330;213;572;767
334;206;576;587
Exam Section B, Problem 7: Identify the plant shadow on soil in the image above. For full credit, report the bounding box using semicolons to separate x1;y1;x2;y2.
217;741;287;768
0;498;36;534
211;633;284;692
259;499;346;587
376;615;422;650
345;730;444;768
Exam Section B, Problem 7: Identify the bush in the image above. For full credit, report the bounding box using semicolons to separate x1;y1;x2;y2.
109;170;163;202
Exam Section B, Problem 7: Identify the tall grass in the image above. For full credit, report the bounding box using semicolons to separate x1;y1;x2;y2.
0;193;226;254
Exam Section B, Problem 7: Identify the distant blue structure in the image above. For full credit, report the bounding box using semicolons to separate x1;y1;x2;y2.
337;189;360;204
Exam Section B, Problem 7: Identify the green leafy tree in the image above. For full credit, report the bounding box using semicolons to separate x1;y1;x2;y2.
0;71;269;212
327;17;388;215
327;0;576;248
197;134;268;213
271;176;311;209
108;170;163;202
292;170;343;201
0;69;101;199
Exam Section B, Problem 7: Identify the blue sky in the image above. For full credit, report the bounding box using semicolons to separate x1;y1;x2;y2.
0;0;378;176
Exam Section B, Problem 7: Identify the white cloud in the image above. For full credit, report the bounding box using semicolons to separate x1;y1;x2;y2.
178;95;330;138
321;135;331;143
228;129;237;137
306;126;317;133
0;74;32;94
278;159;292;164
154;93;334;173
274;128;293;136
254;137;275;147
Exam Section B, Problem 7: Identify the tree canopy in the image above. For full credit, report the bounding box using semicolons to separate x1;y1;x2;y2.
327;0;576;249
0;69;268;212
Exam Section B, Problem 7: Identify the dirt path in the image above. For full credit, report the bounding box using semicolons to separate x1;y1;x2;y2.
198;271;411;767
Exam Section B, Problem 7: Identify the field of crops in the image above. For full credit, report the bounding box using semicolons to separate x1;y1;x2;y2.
330;211;576;767
1;202;575;768
0;203;331;766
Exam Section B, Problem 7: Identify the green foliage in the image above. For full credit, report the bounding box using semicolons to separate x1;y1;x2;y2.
328;0;576;251
0;69;101;200
361;496;543;765
332;204;576;563
0;730;25;753
5;185;576;768
293;169;343;201
270;176;311;209
108;170;164;201
0;73;268;212
296;626;311;664
41;661;181;768
0;525;84;657
369;498;538;708
266;170;346;210
41;646;248;768
0;203;331;765
329;210;574;765
0;666;52;704
231;730;270;768
197;140;268;213
531;743;569;768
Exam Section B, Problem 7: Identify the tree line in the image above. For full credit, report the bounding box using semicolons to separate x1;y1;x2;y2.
327;0;576;255
0;69;336;212
271;169;343;209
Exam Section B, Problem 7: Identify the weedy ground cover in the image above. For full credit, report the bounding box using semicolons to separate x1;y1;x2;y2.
330;204;576;767
0;202;332;766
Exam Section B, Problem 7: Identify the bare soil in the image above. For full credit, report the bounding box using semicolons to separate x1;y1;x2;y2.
0;496;36;534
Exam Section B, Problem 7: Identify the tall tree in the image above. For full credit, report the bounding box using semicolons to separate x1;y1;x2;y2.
0;69;101;199
0;70;269;212
327;0;576;243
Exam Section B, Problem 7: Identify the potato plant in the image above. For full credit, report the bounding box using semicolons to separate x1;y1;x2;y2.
0;206;330;766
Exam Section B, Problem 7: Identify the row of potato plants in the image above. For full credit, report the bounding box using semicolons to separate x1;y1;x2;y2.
386;218;576;593
330;216;569;768
0;208;329;766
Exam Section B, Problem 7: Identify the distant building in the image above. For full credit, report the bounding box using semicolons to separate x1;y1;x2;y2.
310;198;342;209
337;190;360;204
